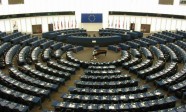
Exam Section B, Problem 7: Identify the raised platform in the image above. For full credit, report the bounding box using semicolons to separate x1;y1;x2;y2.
66;35;122;47
86;31;99;37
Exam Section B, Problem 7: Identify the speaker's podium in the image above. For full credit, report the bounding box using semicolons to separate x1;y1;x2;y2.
92;40;107;55
92;40;99;50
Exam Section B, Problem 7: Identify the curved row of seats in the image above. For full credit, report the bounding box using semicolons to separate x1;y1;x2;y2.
68;85;149;95
118;43;130;50
75;80;138;89
84;69;121;76
22;65;65;84
9;67;58;91
137;60;165;79
108;45;120;52
129;59;153;73
140;37;158;45
43;28;87;40
87;65;116;70
126;41;140;49
156;63;186;89
175;40;186;51
61;44;73;51
41;48;52;62
5;44;21;66
150;46;165;60
148;35;167;44
29;38;46;48
99;28;143;40
18;46;30;65
154;33;176;42
140;47;153;59
0;83;41;109
159;44;178;62
35;62;71;80
130;48;142;58
57;58;80;69
0;97;29;112
169;80;186;95
52;49;64;59
0;31;6;37
20;36;38;47
0;42;12;68
10;34;30;45
162;31;184;40
0;71;50;99
40;40;54;49
146;62;178;82
53;96;178;112
61;90;164;104
0;42;11;56
134;39;150;47
80;74;130;82
47;60;76;74
0;32;21;42
168;43;186;62
31;47;42;62
122;58;142;69
66;50;130;68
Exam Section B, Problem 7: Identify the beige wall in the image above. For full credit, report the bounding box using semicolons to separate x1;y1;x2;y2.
81;23;103;31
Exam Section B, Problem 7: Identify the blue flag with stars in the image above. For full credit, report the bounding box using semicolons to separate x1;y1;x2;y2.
81;13;102;23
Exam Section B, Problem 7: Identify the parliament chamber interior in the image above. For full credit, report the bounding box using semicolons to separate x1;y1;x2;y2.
0;0;186;112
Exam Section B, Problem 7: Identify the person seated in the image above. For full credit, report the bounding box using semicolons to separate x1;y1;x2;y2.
92;50;97;59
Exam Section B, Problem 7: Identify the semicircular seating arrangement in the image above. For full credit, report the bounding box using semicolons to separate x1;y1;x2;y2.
0;29;185;112
5;44;21;66
18;46;31;66
159;44;178;62
140;47;153;60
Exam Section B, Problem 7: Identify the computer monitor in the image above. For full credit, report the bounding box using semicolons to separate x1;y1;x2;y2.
92;40;96;43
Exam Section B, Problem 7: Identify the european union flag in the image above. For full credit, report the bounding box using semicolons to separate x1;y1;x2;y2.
81;13;103;23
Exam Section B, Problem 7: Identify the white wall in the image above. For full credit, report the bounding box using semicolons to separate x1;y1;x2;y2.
0;15;76;33
0;15;185;33
108;15;186;32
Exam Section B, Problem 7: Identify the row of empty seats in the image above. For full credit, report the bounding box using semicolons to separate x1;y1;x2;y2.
5;44;20;66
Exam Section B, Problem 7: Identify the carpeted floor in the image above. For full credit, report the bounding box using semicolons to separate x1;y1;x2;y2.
73;47;121;62
31;47;183;112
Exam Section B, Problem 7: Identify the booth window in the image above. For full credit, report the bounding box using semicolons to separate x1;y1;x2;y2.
32;25;42;34
8;0;24;4
180;0;186;4
159;0;174;5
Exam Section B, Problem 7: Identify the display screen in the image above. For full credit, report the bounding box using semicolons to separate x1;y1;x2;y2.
81;13;102;23
92;40;96;43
